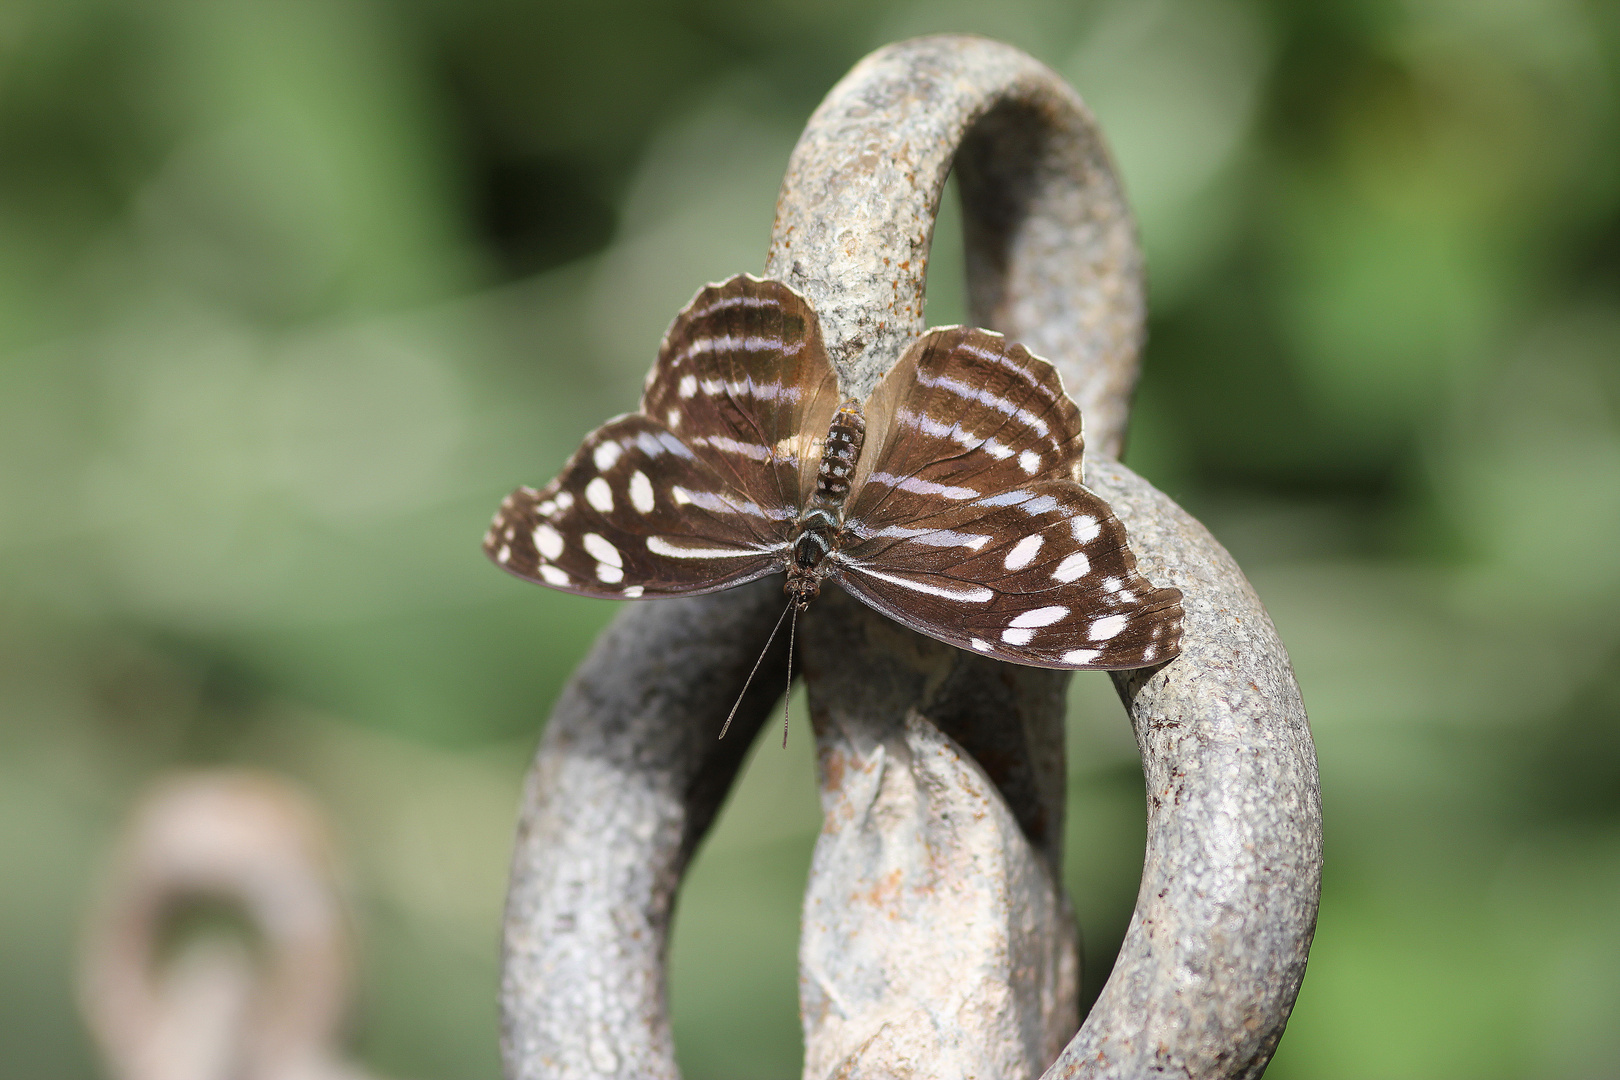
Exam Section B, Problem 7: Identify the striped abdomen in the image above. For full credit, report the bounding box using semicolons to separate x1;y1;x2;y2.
813;401;865;509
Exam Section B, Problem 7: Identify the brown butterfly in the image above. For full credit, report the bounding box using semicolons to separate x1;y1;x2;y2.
486;275;1181;739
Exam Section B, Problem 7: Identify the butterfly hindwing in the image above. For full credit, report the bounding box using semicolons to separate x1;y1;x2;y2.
642;275;840;515
485;415;786;599
833;479;1183;669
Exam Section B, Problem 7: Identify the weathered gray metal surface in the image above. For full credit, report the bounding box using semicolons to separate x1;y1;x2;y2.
501;581;790;1080
773;37;1126;1079
795;588;1079;1080
1057;459;1321;1080
499;33;1320;1080
768;36;1142;456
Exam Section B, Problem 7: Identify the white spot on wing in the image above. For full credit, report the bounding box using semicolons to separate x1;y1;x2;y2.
1089;614;1128;641
1072;515;1100;543
850;565;994;602
629;471;655;513
1009;605;1068;629
1018;449;1040;474
593;442;622;471
539;565;570;586
666;486;790;521
1001;627;1035;645
623;585;645;598
585;477;613;512
582;533;622;567
497;545;511;564
678;374;697;398
1061;648;1101;665
595;563;624;583
694;434;772;461
975;491;1058;515
555;491;575;511
1052;551;1089;582
646;536;763;559
1004;534;1043;570
867;472;979;500
913;369;1051;435
533;524;564;560
971;638;991;651
862;524;990;550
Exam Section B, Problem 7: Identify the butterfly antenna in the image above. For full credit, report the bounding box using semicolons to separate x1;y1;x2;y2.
719;598;793;740
782;604;799;749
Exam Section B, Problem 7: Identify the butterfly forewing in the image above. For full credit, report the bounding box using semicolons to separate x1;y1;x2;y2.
485;415;788;599
486;274;839;600
642;275;840;515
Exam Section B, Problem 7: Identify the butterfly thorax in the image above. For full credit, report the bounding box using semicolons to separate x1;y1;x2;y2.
786;401;866;608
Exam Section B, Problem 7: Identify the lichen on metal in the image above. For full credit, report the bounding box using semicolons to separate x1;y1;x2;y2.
499;34;1321;1080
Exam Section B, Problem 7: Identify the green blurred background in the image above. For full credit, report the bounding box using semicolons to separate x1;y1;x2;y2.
3;0;1618;1076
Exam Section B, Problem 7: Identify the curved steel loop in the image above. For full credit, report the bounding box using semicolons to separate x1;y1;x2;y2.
769;35;1143;456
498;33;1320;1080
771;36;1319;1079
80;771;374;1080
501;580;795;1080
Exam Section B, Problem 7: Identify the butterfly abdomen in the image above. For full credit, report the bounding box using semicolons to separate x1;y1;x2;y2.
813;401;865;509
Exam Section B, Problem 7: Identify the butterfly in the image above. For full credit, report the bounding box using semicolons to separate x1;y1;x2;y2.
484;274;1182;738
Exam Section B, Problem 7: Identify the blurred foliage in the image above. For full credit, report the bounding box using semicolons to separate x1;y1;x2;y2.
2;0;1618;1077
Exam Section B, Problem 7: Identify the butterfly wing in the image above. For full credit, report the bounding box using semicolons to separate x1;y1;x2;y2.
642;274;841;515
851;326;1086;506
486;275;839;599
485;415;790;599
832;479;1183;668
835;329;1182;669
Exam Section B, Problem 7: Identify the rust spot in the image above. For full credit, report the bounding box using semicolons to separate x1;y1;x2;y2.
853;867;904;913
822;746;848;791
